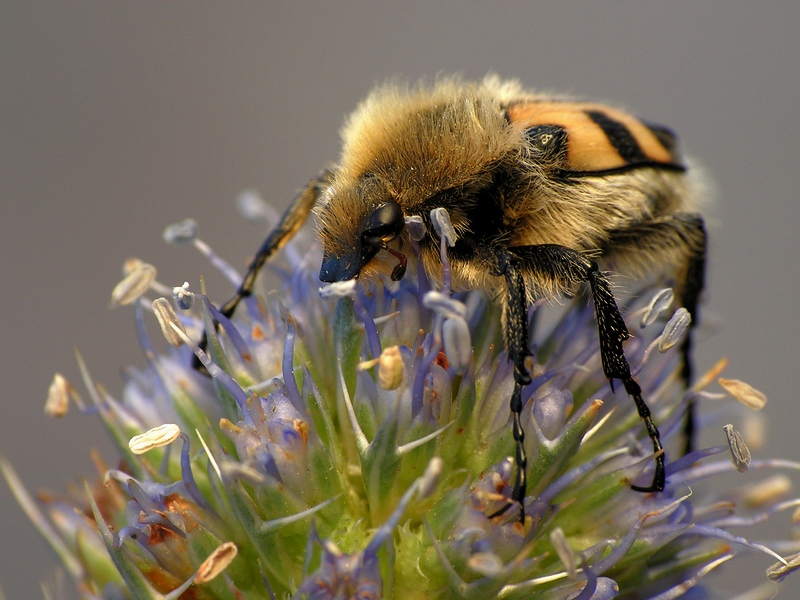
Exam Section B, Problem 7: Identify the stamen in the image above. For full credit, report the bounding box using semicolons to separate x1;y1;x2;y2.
110;261;157;306
659;307;691;352
430;207;457;247
128;423;181;455
152;298;187;347
723;424;751;473
743;475;792;507
195;542;238;584
404;215;425;241
549;527;576;579
280;304;302;408
639;288;675;328
719;378;768;410
417;457;444;500
442;317;471;374
236;188;273;223
164;218;242;286
430;208;455;292
768;551;800;583
162;218;198;245
44;374;75;417
468;553;503;576
377;345;404;390
319;279;357;299
422;291;467;320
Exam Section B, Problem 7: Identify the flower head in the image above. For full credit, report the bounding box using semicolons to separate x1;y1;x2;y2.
4;202;800;599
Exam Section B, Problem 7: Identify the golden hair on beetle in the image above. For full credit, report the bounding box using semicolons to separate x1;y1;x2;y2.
317;76;703;299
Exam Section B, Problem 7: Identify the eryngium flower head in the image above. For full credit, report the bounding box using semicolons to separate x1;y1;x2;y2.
4;201;800;599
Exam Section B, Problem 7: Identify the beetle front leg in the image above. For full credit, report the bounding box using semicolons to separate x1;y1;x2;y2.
194;172;329;372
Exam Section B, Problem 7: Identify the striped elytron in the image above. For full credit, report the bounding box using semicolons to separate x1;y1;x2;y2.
204;75;707;521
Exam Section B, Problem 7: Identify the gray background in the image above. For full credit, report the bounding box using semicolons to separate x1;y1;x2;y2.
2;3;798;598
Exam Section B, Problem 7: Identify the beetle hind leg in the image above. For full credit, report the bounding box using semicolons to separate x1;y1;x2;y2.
676;216;707;454
601;213;707;454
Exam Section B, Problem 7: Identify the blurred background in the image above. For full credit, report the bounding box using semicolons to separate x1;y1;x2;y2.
2;3;798;597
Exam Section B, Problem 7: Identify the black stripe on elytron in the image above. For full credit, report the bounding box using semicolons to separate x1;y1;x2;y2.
642;120;679;159
585;110;649;164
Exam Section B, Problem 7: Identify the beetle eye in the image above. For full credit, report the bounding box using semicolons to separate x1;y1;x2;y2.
362;201;405;244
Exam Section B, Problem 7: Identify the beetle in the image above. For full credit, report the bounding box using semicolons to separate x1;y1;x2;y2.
201;76;707;519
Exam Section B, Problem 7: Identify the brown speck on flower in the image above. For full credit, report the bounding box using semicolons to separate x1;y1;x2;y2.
294;418;309;443
146;569;191;598
146;520;180;545
434;350;450;370
162;494;203;533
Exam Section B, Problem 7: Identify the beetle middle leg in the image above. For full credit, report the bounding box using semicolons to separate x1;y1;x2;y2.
487;252;533;522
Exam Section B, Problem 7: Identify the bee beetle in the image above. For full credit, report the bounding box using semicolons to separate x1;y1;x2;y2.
206;76;706;519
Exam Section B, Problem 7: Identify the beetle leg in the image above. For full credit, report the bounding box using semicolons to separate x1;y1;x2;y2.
676;217;706;455
507;245;666;495
600;213;707;454
487;252;533;522
194;171;330;372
